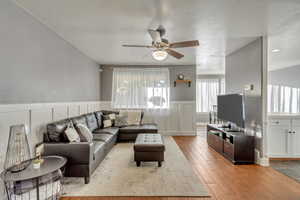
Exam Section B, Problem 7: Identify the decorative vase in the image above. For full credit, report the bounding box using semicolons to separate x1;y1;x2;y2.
4;124;31;172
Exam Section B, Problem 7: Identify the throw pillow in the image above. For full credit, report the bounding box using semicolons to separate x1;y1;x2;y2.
114;115;128;127
103;119;113;128
76;124;93;142
103;114;114;127
126;110;142;125
64;124;80;142
109;113;116;120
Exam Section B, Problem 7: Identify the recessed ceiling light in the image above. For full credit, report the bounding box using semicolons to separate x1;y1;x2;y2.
272;49;280;53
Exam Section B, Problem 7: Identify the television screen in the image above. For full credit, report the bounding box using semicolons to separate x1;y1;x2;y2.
217;94;245;128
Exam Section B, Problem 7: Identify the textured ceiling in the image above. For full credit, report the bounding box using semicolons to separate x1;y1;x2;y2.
13;0;300;73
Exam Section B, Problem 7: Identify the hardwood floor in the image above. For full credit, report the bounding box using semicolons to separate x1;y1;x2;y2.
62;136;300;200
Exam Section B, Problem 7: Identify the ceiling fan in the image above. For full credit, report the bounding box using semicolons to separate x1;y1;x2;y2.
122;26;199;61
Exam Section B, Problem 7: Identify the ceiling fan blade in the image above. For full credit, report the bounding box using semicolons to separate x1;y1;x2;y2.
166;49;184;59
169;40;199;48
122;44;153;48
148;29;162;43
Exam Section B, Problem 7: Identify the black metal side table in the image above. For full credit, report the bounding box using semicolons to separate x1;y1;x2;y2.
1;156;67;200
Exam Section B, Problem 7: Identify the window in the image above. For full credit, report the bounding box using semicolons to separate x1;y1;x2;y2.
112;68;170;109
268;84;300;113
196;78;225;112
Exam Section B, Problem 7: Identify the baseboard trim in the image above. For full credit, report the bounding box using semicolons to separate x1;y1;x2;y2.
255;149;269;166
258;157;270;166
269;157;300;161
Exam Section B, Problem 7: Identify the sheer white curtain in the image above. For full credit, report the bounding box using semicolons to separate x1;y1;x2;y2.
196;79;224;112
268;84;300;113
112;68;170;109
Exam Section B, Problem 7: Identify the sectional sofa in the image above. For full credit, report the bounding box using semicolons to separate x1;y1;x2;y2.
43;110;158;184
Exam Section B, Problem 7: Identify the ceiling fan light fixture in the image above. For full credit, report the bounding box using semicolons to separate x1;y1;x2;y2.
152;49;168;61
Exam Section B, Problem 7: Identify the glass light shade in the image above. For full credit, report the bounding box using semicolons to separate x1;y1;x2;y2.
152;50;168;61
4;124;31;171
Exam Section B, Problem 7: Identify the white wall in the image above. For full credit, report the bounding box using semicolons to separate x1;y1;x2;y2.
226;38;262;96
225;37;268;165
0;0;100;104
269;65;300;88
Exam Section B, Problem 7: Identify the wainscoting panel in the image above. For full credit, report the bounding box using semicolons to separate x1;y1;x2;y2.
79;104;88;115
68;104;80;118
53;105;68;121
30;108;53;152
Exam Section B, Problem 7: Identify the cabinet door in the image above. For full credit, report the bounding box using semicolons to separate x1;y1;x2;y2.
291;119;300;157
207;133;223;153
268;119;291;157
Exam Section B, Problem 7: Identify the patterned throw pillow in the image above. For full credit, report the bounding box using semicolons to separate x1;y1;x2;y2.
76;124;93;142
103;120;112;128
64;124;80;142
108;113;116;120
114;115;128;127
103;115;113;128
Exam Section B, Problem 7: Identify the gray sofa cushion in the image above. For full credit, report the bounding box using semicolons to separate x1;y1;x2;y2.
71;115;88;127
47;119;72;142
101;110;120;115
93;141;105;155
85;113;98;132
93;133;114;143
93;127;119;136
119;124;158;134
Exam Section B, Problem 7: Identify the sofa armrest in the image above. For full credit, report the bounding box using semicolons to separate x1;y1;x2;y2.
43;142;93;165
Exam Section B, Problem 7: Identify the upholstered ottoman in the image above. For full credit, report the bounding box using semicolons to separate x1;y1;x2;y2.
134;134;165;167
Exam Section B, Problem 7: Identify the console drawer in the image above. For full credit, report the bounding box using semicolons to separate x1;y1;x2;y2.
207;133;223;153
223;140;234;160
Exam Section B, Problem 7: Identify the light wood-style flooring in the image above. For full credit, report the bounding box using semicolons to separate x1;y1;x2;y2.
62;136;300;200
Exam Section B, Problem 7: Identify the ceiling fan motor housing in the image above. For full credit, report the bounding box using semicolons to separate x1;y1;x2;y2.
157;26;166;37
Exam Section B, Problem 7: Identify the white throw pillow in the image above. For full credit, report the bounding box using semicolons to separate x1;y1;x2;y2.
76;124;93;142
65;126;80;142
109;113;116;120
126;110;142;125
103;120;113;128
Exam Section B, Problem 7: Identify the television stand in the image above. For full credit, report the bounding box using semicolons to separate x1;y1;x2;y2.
207;124;255;164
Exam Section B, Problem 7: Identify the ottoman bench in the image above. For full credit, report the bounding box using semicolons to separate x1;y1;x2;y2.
134;134;165;167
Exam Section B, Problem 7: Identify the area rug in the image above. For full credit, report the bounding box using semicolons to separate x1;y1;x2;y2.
63;136;210;197
270;160;300;183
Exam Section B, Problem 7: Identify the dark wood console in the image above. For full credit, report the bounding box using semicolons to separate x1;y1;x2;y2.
207;124;255;164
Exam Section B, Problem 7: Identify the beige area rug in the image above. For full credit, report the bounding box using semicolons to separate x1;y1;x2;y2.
63;136;210;197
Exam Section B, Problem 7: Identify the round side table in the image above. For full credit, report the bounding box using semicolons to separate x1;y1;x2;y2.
1;156;67;200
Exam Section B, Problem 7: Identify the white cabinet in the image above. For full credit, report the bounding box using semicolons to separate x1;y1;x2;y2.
291;119;300;157
267;116;300;158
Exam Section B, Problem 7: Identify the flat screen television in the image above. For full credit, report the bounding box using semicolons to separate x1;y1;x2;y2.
217;94;245;128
